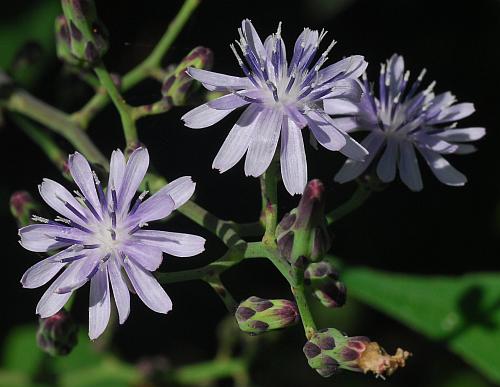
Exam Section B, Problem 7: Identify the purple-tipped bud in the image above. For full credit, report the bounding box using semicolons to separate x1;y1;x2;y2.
304;328;410;378
276;180;331;264
235;296;299;335
162;46;214;105
10;191;39;227
36;310;78;356
59;0;109;66
304;261;346;308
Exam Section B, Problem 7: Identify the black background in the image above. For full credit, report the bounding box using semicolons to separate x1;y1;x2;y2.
1;0;499;386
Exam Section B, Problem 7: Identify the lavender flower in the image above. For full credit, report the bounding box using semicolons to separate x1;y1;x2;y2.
181;19;368;195
19;148;205;340
333;54;486;191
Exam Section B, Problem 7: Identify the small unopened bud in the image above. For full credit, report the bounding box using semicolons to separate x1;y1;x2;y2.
235;296;299;335
55;15;79;66
276;180;331;265
10;191;39;227
60;0;109;66
304;261;346;308
303;328;410;378
162;46;213;105
36;310;78;356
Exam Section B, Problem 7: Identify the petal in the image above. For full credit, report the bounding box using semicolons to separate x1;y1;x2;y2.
122;242;164;271
454;144;477;154
435;127;486;142
68;152;100;215
123;258;172;314
36;260;87;317
430;103;475;124
280;118;307;195
242;19;267;60
213;104;261;173
130;191;175;224
338;131;370;161
135;230;205;257
107;149;126;203
39;179;89;226
21;256;67;289
318;55;367;82
398;141;423;191
108;257;130;324
305;110;346;151
320;78;363;101
244;108;283;177
207;91;262;110
19;224;87;252
55;253;100;294
376;137;398;183
118;148;149;213
88;267;111;340
328;117;360;133
181;103;238;129
186;67;253;91
334;132;385;183
417;147;467;186
324;99;360;115
160;176;195;210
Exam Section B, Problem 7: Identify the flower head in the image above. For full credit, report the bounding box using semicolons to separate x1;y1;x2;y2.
334;54;486;191
19;148;205;339
182;19;368;195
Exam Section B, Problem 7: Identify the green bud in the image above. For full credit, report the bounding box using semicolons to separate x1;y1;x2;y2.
10;191;39;227
60;0;109;66
276;180;331;265
235;296;299;335
36;310;78;356
303;328;410;378
55;15;79;66
162;46;213;105
304;261;346;308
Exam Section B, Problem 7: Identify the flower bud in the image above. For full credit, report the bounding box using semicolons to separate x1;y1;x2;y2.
60;0;109;66
304;261;346;308
36;310;78;356
162;46;213;105
10;191;39;227
276;180;331;265
235;296;299;335
303;328;410;378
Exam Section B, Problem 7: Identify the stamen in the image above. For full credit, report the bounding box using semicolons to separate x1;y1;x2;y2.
129;190;149;215
63;200;88;223
60;254;86;263
54;236;83;245
110;229;116;240
31;215;50;224
83;244;100;249
92;171;107;209
74;189;101;221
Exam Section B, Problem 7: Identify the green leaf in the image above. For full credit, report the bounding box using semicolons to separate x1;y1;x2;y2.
1;325;43;376
343;268;500;383
52;331;103;374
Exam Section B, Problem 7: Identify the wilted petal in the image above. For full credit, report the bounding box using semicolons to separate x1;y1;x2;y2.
244;108;283;177
280;118;307;195
418;147;467;186
108;257;130;324
398;141;423;191
135;230;205;257
118;148;149;213
213;105;261;173
88;267;111;340
124;258;172;314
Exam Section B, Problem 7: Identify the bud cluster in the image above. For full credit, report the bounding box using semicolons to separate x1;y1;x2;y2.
303;328;410;378
304;261;346;308
162;47;213;105
56;0;109;66
235;296;299;335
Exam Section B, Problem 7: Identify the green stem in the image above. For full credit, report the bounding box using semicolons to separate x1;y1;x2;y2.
9;114;67;173
326;183;372;225
94;64;137;147
291;267;316;339
166;358;246;385
260;156;279;246
206;275;238;312
72;0;200;129
6;90;108;167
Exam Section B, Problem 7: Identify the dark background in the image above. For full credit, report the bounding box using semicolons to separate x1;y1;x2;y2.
1;0;499;386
